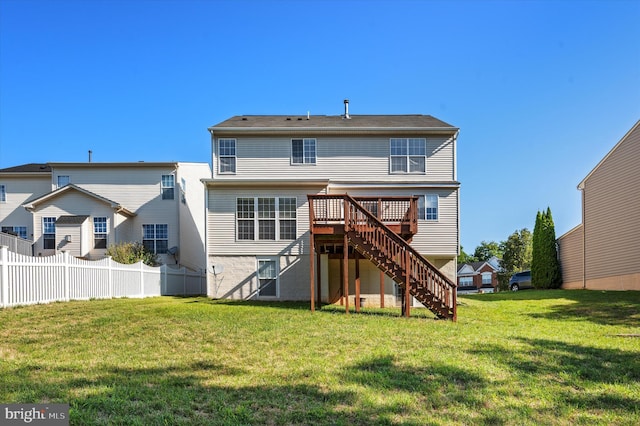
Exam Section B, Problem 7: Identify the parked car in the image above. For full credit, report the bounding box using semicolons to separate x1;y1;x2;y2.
509;271;532;291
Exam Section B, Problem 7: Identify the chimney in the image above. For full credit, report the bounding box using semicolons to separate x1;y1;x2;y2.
88;150;92;162
344;99;350;119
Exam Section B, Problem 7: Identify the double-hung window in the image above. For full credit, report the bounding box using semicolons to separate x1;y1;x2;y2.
416;194;439;221
390;138;426;173
161;175;175;200
93;217;107;249
143;224;168;254
236;197;297;241
257;258;278;297
291;138;316;164
43;217;56;249
482;272;493;286
219;139;236;173
0;184;6;202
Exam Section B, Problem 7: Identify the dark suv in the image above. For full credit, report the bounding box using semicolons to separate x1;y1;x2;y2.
509;271;532;291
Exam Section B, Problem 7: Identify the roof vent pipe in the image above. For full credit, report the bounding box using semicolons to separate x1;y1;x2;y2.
344;99;350;119
88;150;92;162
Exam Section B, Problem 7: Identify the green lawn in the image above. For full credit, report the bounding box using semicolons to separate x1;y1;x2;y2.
1;290;639;425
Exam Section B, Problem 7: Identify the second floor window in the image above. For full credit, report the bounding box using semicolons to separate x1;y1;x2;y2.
0;184;5;202
161;175;174;200
390;138;426;173
219;139;236;173
43;217;56;249
57;176;70;188
291;138;316;164
93;217;107;249
143;224;168;254
236;197;297;241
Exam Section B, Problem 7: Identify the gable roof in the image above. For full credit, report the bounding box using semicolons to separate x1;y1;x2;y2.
210;114;458;136
23;184;136;217
457;260;499;275
578;119;640;190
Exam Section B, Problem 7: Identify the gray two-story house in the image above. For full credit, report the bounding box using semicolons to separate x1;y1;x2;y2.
204;101;459;319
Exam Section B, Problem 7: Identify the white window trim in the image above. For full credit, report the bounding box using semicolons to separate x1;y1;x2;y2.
414;194;439;222
236;197;297;242
142;224;169;254
291;138;317;165
425;194;439;222
459;276;474;286
93;217;108;249
481;272;493;285
256;257;279;298
161;174;175;200
218;138;237;174
389;138;427;174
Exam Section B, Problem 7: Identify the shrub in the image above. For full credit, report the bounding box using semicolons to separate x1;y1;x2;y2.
106;241;160;266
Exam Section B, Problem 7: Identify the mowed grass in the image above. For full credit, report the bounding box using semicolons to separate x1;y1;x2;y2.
1;291;639;425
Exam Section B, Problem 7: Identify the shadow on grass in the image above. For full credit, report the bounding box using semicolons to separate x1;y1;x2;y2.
3;356;494;425
468;337;640;415
460;290;640;327
4;360;359;425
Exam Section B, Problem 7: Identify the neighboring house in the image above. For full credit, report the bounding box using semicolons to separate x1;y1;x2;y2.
0;162;211;271
457;259;499;293
557;120;640;290
0;163;52;241
204;101;460;318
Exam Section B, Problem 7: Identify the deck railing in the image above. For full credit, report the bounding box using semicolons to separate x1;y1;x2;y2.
308;194;418;232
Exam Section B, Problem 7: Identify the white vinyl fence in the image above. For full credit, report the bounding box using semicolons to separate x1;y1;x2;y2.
0;246;206;308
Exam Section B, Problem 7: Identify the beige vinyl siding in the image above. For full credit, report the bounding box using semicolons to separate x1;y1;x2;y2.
207;186;325;256
214;136;455;182
176;163;211;271
0;176;51;241
52;166;179;211
558;224;583;288
31;192;115;255
583;123;640;281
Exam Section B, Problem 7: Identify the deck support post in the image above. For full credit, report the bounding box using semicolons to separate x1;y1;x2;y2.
343;233;349;315
355;250;361;312
316;252;322;307
309;232;315;312
404;249;411;318
379;270;385;308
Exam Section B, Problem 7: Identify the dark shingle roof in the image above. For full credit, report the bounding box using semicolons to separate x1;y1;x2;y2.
0;163;51;173
56;215;89;225
211;114;456;130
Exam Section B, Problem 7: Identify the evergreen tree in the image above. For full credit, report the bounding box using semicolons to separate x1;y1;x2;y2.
531;208;562;289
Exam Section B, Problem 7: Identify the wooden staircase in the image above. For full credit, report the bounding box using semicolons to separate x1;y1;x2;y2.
309;194;457;320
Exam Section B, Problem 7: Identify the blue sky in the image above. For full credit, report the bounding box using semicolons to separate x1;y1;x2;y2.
1;0;639;252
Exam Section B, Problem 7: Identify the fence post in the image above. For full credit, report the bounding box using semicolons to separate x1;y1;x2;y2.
160;264;165;295
63;251;70;302
107;256;114;299
140;261;144;298
1;246;8;308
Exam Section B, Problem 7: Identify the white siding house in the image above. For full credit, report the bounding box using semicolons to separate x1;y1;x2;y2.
1;162;211;271
205;103;460;311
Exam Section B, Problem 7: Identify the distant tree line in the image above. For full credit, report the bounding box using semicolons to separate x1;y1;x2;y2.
459;207;562;291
